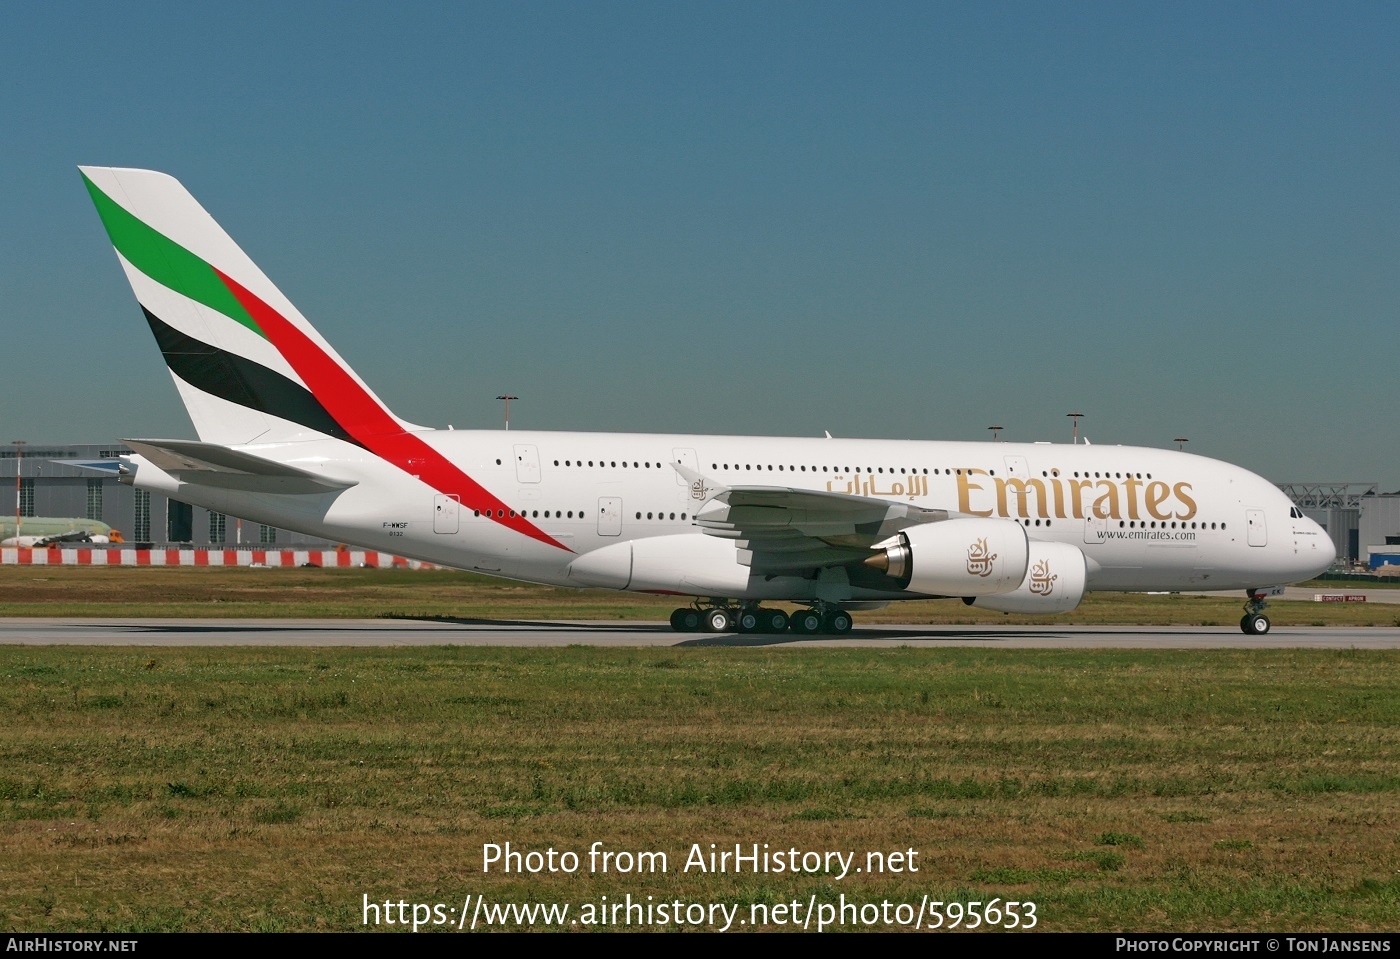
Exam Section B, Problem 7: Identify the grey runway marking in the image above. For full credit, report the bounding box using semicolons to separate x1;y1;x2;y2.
1;618;1398;648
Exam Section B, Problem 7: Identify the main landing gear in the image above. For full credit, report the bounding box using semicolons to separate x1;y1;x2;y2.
669;601;853;635
1240;589;1272;635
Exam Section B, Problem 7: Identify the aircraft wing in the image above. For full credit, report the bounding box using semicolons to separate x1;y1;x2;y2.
32;530;107;547
673;463;948;572
124;439;357;493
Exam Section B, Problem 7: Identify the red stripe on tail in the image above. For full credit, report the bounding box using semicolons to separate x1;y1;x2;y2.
214;269;570;553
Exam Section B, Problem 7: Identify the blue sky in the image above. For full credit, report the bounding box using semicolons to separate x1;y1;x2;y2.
4;1;1397;483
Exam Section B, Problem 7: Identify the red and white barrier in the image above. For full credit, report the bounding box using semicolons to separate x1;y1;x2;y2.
0;548;433;568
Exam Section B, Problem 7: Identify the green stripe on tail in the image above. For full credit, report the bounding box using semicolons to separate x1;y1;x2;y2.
81;172;265;340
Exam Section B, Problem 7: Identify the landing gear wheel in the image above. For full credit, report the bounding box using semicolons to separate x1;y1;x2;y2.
1240;613;1271;635
761;608;789;633
702;608;735;633
737;609;761;633
789;609;823;635
824;610;854;635
1241;590;1273;636
670;608;701;632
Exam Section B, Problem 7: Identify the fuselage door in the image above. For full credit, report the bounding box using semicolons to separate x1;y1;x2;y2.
1084;515;1106;545
514;445;541;484
1003;454;1030;478
597;496;623;536
672;448;698;485
1246;508;1267;547
434;494;460;534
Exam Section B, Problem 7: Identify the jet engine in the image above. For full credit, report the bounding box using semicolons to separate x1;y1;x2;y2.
967;540;1087;613
863;518;1029;596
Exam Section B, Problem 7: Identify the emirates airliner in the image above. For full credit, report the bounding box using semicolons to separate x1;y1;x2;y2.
80;167;1333;635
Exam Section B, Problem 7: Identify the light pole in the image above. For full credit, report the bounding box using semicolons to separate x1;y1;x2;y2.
12;440;24;543
1066;412;1085;444
1174;437;1189;451
988;426;1003;442
496;395;518;431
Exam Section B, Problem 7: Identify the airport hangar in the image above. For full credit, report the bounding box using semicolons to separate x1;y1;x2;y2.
4;442;1398;565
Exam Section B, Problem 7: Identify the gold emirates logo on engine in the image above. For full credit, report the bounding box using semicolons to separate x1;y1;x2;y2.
956;469;1197;522
1028;559;1057;596
966;537;997;577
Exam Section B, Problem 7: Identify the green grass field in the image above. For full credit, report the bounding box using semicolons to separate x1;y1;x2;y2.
2;645;1397;932
1;567;1396;932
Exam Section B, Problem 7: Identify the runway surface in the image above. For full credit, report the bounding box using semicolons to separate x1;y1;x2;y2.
2;618;1398;648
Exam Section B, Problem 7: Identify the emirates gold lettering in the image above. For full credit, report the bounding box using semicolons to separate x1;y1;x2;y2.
994;477;1049;519
1173;483;1196;520
1145;481;1172;521
957;469;994;517
957;470;1195;522
1069;479;1094;518
1123;475;1142;520
849;465;1194;522
1093;482;1120;520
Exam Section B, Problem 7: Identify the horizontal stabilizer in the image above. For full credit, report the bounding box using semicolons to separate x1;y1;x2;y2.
124;439;357;493
48;459;122;475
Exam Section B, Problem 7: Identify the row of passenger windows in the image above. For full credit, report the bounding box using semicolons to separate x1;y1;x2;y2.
714;463;928;474
472;508;690;522
492;458;668;469
471;509;1221;530
491;456;1157;483
706;463;1158;480
967;518;1224;530
557;459;665;468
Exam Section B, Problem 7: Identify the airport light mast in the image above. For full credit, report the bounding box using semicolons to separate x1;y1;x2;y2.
496;395;518;431
1066;413;1085;444
12;440;23;543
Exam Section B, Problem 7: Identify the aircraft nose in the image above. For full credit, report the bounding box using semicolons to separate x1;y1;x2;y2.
1298;515;1335;578
1318;517;1337;563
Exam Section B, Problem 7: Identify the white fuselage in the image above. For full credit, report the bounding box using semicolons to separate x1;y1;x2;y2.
126;429;1334;602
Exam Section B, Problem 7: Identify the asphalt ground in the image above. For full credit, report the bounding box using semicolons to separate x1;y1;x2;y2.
2;618;1398;648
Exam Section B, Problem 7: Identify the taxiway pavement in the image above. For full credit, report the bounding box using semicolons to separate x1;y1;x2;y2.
1;618;1397;648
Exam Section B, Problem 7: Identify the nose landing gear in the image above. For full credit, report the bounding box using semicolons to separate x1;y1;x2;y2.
1240;589;1272;635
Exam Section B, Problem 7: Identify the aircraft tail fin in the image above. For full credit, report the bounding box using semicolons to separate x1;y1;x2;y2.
80;166;414;447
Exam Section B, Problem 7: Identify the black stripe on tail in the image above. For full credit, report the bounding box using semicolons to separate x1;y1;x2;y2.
142;306;360;446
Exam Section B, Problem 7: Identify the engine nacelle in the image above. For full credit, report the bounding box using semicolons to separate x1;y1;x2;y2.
969;541;1087;613
865;518;1029;596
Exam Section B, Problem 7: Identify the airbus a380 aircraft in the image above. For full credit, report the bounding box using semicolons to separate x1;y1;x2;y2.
80;167;1333;636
